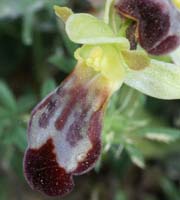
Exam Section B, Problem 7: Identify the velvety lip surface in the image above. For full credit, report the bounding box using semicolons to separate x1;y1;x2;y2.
24;66;110;197
115;0;180;55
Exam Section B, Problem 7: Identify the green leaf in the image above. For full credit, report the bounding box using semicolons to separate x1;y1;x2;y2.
13;126;27;151
0;80;17;111
41;78;56;98
46;0;67;9
125;144;145;168
0;117;10;138
66;13;129;47
115;190;127;200
124;59;180;99
58;21;79;57
136;127;180;143
0;0;23;18
161;178;180;200
17;93;37;113
48;49;76;73
0;0;44;19
0;107;10;119
22;12;34;45
1;121;27;151
0;176;9;200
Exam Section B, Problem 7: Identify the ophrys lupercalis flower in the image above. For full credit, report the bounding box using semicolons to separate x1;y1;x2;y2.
24;0;180;197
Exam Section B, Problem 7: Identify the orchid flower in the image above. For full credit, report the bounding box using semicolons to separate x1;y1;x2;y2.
23;0;180;197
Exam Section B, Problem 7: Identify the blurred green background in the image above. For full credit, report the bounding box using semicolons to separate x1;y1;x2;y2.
0;0;180;199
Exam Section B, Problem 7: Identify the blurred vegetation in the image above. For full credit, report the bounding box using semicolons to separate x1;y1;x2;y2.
0;0;180;199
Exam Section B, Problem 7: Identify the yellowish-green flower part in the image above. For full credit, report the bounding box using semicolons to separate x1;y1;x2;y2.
125;60;180;99
104;0;115;24
75;44;126;91
172;0;180;8
121;50;150;70
53;1;180;100
65;13;129;48
54;6;73;22
74;44;151;91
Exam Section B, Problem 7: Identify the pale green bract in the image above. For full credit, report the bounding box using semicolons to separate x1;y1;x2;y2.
104;0;115;24
55;1;180;100
104;0;121;34
125;60;180;99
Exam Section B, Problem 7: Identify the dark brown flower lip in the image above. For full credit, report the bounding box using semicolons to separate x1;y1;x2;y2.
24;65;111;197
23;139;74;197
115;0;180;55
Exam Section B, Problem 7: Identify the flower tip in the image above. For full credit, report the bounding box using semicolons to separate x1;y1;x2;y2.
54;5;73;22
53;5;60;15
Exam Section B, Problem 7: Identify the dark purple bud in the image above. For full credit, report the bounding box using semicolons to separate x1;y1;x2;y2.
23;65;111;197
115;0;180;55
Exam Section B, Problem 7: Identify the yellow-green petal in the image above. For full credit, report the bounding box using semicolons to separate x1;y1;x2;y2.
121;50;150;70
66;13;129;48
124;59;180;99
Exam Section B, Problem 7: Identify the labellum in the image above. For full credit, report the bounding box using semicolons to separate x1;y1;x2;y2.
24;63;113;196
115;0;180;55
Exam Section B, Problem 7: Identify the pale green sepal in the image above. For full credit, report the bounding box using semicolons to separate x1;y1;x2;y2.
170;47;180;65
121;50;150;70
124;59;180;99
104;0;115;24
104;0;121;35
66;13;129;48
54;6;73;22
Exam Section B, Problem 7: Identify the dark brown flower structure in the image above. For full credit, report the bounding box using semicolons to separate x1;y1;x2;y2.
115;0;180;55
24;64;112;196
